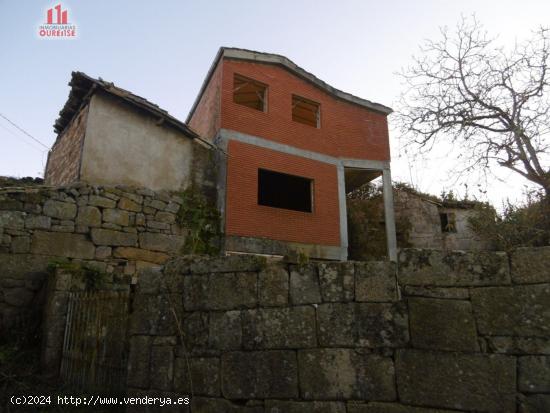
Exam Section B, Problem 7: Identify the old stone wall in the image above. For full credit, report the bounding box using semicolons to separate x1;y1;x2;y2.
44;105;88;186
393;191;490;251
41;267;132;376
393;189;442;249
0;183;188;335
79;92;215;192
2;179;549;413
127;247;550;413
348;190;490;260
397;247;550;413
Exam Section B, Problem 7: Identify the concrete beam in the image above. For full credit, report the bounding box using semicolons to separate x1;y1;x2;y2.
219;129;390;171
341;158;390;171
219;129;340;165
224;235;345;261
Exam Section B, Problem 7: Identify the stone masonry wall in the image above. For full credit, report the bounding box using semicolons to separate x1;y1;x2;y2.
347;189;489;261
127;247;550;413
397;247;550;413
45;105;88;186
0;183;188;335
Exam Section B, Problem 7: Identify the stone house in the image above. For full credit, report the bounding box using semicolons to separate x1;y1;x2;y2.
393;188;488;250
45;47;396;261
347;186;488;260
44;72;215;194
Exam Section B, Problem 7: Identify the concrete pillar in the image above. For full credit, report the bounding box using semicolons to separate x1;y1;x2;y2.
382;168;397;262
337;164;348;261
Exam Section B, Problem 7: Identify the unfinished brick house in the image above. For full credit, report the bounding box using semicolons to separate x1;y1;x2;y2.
45;48;396;261
187;48;396;260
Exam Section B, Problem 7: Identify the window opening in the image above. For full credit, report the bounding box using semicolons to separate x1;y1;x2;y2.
258;169;313;212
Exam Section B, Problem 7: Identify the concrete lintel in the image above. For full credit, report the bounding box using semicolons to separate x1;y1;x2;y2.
341;158;390;171
219;129;391;171
219;129;340;165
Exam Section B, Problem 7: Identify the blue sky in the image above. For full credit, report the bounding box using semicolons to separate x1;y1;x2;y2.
1;0;549;207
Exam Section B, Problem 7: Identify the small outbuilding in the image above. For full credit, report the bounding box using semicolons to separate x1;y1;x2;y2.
45;72;214;193
347;185;489;260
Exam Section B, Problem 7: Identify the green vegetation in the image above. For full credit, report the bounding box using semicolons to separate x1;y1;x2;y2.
47;259;108;290
0;176;44;187
468;190;550;252
0;312;53;412
347;182;412;260
1;262;121;412
296;250;310;269
177;187;221;255
1;341;122;412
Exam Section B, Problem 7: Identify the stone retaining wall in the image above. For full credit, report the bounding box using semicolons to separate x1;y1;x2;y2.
397;248;550;413
0;183;188;335
127;248;550;413
1;181;549;413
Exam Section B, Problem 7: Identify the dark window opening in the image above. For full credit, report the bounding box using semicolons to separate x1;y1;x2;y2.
258;169;313;212
440;212;457;233
233;74;267;111
292;95;320;127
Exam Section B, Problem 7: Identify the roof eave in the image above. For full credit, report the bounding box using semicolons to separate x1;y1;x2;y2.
55;71;199;140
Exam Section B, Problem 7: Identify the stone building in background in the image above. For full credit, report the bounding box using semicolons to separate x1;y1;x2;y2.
394;188;487;251
347;185;488;261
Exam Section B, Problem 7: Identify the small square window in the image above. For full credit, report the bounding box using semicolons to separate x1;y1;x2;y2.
440;212;457;233
258;169;313;212
233;74;267;111
292;95;320;128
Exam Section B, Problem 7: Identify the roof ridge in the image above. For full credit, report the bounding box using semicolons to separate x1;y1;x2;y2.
54;71;198;139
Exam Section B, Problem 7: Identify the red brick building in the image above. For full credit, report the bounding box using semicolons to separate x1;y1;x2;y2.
187;48;396;260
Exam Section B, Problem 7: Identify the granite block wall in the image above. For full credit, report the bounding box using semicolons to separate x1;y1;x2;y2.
125;248;550;413
0;183;188;336
2;181;549;412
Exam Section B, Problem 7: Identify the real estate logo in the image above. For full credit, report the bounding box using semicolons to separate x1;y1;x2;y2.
38;4;77;38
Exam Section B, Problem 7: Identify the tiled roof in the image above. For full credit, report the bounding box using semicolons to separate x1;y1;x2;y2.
54;71;198;139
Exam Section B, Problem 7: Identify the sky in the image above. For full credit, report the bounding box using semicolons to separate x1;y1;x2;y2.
1;0;549;209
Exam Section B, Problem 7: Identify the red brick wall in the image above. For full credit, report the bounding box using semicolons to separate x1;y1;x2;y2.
225;140;340;246
188;56;390;247
220;59;390;160
44;106;88;186
188;61;222;141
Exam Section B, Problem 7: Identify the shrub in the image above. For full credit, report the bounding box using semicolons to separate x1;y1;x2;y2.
468;190;550;251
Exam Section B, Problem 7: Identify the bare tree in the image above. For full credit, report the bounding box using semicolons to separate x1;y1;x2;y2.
396;17;550;197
